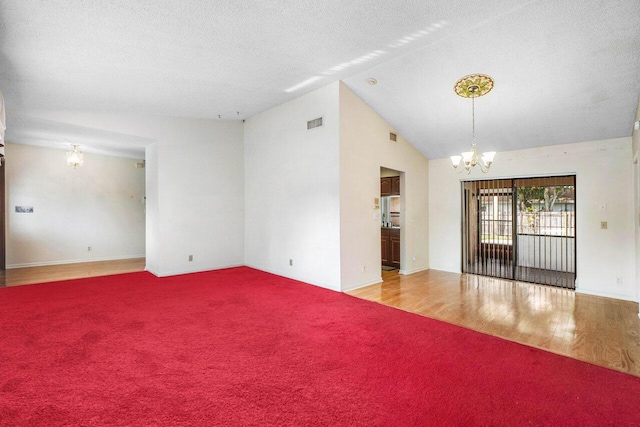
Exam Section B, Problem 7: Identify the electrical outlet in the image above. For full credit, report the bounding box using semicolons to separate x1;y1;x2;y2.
412;256;416;261
87;246;92;252
289;259;293;266
362;265;366;272
600;221;607;229
616;276;622;285
188;255;193;262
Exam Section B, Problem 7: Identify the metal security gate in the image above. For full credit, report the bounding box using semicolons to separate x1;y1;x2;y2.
461;176;576;289
461;179;515;280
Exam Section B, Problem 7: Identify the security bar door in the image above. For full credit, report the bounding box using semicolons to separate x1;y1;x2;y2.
462;176;576;289
514;176;576;289
462;179;515;280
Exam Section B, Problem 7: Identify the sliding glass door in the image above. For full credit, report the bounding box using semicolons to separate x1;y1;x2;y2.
461;176;576;289
462;179;515;280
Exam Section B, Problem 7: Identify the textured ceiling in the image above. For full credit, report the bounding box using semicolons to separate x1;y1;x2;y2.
1;0;639;159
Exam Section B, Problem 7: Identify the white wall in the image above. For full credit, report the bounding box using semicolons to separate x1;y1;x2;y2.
145;143;160;275
152;122;245;276
129;118;245;276
429;137;636;301
339;83;429;291
8;111;245;276
243;83;342;290
5;142;145;267
632;98;640;307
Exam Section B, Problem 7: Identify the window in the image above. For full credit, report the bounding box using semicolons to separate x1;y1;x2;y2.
480;192;513;244
516;185;575;237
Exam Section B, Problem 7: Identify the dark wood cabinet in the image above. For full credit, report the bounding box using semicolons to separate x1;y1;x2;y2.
381;229;390;265
380;176;400;196
381;228;400;268
390;229;401;268
391;176;400;196
380;177;391;196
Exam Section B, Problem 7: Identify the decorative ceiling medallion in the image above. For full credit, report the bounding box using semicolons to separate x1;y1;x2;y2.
454;74;494;98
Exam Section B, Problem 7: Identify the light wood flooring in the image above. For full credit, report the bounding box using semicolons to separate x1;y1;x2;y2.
0;258;146;287
349;269;640;377
3;260;639;377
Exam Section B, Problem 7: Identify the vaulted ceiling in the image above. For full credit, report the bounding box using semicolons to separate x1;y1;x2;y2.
1;0;639;159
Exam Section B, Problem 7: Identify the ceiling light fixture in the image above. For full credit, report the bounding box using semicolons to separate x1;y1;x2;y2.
450;74;495;174
67;144;83;168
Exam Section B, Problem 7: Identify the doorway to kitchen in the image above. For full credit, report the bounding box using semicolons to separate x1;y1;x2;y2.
380;167;402;275
461;176;576;289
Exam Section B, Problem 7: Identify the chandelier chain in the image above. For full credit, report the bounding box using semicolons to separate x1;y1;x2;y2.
472;95;475;145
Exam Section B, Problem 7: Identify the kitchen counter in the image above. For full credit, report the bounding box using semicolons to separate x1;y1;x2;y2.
381;226;400;229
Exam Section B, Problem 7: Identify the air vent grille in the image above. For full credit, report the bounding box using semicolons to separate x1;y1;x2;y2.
307;117;323;130
390;132;397;142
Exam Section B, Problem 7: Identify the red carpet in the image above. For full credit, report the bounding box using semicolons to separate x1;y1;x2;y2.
1;267;639;426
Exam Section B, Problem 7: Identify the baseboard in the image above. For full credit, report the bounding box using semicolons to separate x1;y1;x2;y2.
341;277;383;292
154;264;244;278
244;263;341;292
575;287;636;302
145;266;160;277
399;266;430;275
7;254;146;270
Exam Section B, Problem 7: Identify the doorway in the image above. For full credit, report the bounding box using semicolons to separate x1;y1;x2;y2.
380;167;402;274
462;176;576;289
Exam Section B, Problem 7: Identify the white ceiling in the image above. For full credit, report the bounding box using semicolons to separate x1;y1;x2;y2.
1;0;639;159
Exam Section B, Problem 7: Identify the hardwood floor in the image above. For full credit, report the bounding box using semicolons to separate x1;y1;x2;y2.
348;268;640;377
0;258;146;287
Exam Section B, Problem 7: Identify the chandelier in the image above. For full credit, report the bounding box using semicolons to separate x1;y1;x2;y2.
450;74;495;173
67;144;84;168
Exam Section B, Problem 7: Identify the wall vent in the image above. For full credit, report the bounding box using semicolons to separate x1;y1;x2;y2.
307;117;323;130
390;132;397;142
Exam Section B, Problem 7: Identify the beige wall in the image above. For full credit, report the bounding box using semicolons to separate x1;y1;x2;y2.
339;82;429;291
